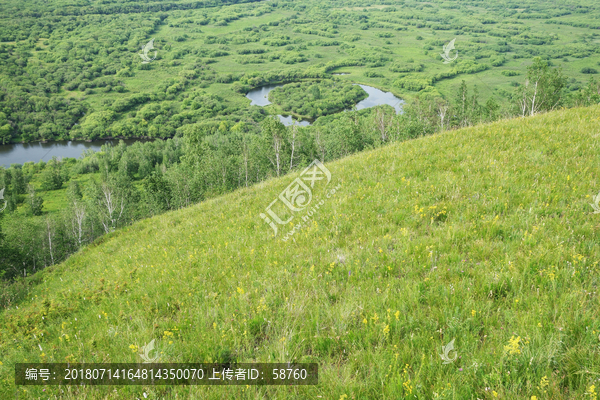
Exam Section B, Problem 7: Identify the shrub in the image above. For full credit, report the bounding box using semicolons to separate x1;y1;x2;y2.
389;63;424;73
490;55;506;67
394;77;432;91
40;163;63;191
280;53;308;65
364;71;384;78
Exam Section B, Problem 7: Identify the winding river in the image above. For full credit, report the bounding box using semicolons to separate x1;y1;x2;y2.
0;139;142;168
246;83;404;126
0;83;404;166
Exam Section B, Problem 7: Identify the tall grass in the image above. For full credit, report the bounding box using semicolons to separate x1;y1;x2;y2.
1;106;600;399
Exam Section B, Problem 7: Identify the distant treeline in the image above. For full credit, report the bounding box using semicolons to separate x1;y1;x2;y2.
8;0;264;18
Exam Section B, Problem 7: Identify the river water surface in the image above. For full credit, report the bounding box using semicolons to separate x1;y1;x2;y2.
1;83;404;166
245;83;404;126
0;139;141;167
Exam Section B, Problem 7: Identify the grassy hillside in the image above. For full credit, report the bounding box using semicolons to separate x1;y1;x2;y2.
2;105;600;399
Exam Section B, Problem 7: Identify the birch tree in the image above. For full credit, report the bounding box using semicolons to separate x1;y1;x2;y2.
45;218;54;266
261;116;287;177
98;181;125;233
436;101;449;132
289;124;300;170
515;57;567;117
69;199;86;246
314;129;326;163
374;107;390;143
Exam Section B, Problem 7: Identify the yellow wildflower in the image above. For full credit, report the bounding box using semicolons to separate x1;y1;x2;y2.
504;336;521;355
587;385;597;400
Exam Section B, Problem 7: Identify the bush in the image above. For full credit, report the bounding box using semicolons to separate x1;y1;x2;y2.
179;70;198;79
490;56;506;67
280;53;308;65
364;71;384;78
394;77;432;91
269;80;368;119
390;63;424;73
343;34;361;42
26;185;43;216
581;67;598;74
40;160;64;191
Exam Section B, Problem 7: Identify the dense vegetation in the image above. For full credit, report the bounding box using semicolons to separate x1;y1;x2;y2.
0;139;186;279
268;80;368;119
2;55;600;280
2;104;600;398
1;0;600;143
2;0;600;397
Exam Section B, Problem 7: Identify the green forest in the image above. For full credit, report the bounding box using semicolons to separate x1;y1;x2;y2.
1;0;600;143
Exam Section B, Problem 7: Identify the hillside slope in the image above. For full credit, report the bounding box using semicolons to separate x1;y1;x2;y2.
2;106;600;399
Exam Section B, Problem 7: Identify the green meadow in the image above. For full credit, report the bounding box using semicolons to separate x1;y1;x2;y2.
3;0;600;398
1;105;600;398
